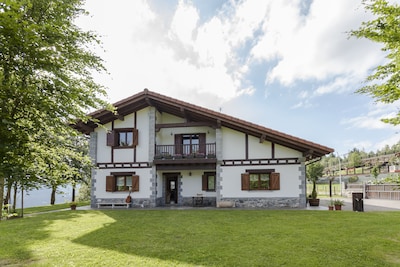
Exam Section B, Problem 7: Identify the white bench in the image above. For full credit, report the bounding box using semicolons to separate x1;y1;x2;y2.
97;202;131;209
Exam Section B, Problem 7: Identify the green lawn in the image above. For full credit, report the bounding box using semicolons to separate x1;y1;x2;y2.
1;209;400;266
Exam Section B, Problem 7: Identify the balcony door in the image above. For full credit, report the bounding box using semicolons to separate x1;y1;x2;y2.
174;133;205;156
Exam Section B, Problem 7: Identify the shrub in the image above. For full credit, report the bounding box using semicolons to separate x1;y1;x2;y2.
348;176;359;183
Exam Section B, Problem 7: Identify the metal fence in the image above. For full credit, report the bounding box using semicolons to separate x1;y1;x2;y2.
345;184;400;200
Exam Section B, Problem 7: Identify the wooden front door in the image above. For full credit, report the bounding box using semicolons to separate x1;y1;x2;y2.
166;176;178;204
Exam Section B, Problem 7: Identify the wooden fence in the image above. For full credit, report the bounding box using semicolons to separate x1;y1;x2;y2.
345;184;400;200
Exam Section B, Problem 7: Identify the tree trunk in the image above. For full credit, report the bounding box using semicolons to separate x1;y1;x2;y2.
12;182;17;212
72;185;76;202
0;177;4;219
50;185;56;205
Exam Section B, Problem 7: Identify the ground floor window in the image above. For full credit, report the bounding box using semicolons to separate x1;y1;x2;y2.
202;172;216;191
106;173;139;192
241;170;280;191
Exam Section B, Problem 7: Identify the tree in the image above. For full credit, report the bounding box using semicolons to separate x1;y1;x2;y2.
306;162;324;199
0;0;109;216
351;0;400;125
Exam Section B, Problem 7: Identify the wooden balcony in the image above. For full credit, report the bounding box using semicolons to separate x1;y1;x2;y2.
154;143;216;160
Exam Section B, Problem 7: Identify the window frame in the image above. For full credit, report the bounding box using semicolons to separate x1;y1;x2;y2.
202;172;216;192
106;128;139;148
241;169;280;191
106;173;139;192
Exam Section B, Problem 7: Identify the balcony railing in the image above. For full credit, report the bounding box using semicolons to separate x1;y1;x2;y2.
155;143;216;160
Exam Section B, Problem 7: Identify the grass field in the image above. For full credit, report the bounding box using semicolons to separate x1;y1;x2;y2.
1;209;400;266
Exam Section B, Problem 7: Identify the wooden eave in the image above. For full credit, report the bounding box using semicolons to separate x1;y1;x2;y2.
73;89;334;159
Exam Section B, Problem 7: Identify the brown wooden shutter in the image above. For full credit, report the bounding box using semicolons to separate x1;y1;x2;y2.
199;133;206;154
106;176;115;192
133;129;139;147
174;134;183;154
270;172;280;190
202;174;207;191
132;175;139;191
241;173;250;190
106;131;117;146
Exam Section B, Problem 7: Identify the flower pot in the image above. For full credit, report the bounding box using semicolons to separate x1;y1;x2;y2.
328;206;334;210
335;205;342;211
308;198;320;206
70;205;77;210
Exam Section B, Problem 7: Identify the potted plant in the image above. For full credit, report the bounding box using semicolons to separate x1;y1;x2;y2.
333;199;344;210
70;202;77;210
306;162;324;206
328;199;334;210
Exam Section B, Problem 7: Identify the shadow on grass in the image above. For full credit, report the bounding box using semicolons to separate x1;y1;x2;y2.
72;209;400;267
73;209;272;266
0;211;83;266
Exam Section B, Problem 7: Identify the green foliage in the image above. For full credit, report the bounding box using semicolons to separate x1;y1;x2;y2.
371;165;380;181
348;175;359;183
77;182;91;201
351;0;400;125
0;0;108;212
333;199;345;206
306;162;324;199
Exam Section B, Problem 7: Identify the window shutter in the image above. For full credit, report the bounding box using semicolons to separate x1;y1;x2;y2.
270;172;280;190
199;133;206;153
174;134;183;154
241;173;250;190
106;131;117;146
132;175;139;191
133;129;139;147
106;176;115;192
202;174;207;191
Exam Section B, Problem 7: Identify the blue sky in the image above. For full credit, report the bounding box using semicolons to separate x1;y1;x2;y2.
77;0;400;156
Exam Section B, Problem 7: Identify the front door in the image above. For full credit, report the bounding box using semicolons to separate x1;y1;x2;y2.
166;176;178;204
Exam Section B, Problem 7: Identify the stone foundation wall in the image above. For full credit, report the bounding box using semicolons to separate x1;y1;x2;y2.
222;197;301;209
181;197;217;207
95;198;156;208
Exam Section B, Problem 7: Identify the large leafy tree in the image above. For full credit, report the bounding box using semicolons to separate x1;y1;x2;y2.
0;0;109;215
351;0;400;125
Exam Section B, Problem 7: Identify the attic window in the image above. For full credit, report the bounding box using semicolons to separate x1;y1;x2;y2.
107;128;138;148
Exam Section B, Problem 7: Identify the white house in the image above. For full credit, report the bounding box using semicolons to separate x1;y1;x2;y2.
74;89;333;209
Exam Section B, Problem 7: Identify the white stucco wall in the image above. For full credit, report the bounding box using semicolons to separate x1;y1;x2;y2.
221;127;245;158
220;164;301;198
179;170;217;197
95;123;112;163
275;144;302;158
248;135;272;158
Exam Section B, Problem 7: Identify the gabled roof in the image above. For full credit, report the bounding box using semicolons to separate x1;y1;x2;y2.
74;89;334;159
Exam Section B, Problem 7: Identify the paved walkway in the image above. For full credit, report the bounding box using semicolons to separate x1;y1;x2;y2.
74;198;400;212
309;198;400;211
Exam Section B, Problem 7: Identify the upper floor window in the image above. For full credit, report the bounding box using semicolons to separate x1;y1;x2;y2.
119;131;133;147
107;128;138;148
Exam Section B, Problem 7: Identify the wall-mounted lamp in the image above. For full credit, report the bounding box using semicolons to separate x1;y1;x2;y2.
170;132;173;136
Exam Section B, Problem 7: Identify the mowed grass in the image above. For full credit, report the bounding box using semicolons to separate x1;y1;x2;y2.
1;209;400;267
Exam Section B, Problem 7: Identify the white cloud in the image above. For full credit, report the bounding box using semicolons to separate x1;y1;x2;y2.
251;0;384;89
341;101;400;130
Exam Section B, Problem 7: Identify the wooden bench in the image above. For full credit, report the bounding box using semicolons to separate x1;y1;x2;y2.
97;202;131;209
